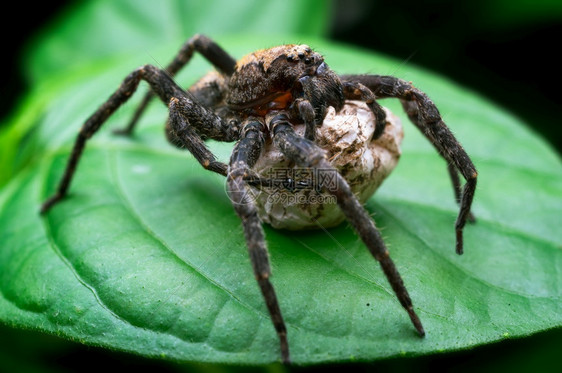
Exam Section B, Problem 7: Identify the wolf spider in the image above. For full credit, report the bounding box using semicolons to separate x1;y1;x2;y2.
41;34;477;364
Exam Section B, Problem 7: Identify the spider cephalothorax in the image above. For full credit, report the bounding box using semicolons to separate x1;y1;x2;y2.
188;43;347;137
41;34;477;364
228;45;336;108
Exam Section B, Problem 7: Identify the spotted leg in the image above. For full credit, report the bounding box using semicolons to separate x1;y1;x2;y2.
41;64;232;213
114;34;236;135
226;118;290;364
341;74;477;255
269;112;425;338
341;80;388;139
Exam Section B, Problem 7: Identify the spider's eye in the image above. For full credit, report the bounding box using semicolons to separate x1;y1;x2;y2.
298;52;305;59
286;54;296;62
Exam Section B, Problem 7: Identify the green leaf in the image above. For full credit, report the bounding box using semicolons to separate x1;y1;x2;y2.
1;33;561;365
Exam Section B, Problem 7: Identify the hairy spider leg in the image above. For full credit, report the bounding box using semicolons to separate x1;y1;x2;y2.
446;163;476;223
340;74;478;255
227;119;290;364
293;98;316;141
166;96;236;173
269;113;426;339
41;64;232;213
114;34;237;135
341;81;388;139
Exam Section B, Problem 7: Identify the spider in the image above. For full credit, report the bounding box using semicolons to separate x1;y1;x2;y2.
40;34;477;364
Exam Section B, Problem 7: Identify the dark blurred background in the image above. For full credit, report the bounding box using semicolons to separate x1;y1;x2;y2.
331;0;562;153
2;0;561;153
1;1;560;372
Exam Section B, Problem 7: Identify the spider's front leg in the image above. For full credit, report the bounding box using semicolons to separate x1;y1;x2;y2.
226;119;290;364
341;74;478;255
115;34;236;135
41;64;231;213
269;112;425;338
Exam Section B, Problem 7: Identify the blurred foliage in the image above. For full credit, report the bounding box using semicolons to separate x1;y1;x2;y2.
482;0;562;26
24;0;330;83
